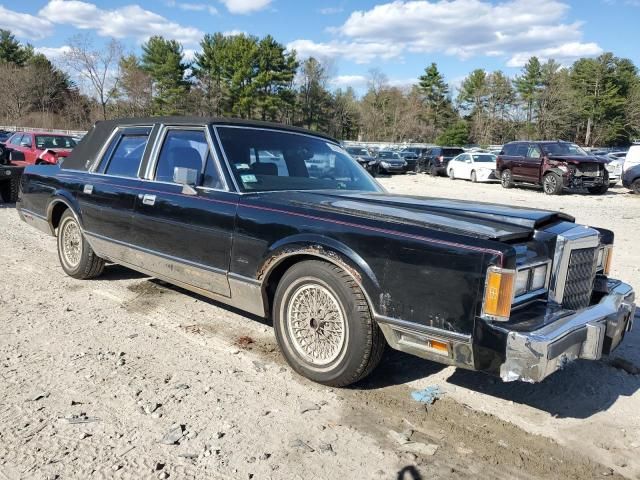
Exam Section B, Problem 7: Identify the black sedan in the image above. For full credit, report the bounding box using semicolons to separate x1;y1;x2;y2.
16;117;636;387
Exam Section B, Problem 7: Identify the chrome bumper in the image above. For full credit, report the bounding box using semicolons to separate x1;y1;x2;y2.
500;280;636;383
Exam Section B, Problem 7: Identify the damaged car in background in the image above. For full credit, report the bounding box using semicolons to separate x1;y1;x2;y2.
498;141;610;195
16;117;636;386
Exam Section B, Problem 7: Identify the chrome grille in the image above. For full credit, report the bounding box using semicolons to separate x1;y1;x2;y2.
562;247;597;310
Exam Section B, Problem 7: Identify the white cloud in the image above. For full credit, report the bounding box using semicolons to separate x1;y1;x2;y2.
222;29;247;36
0;5;53;40
39;0;204;45
167;1;218;15
218;0;272;14
291;0;602;66
287;39;404;64
331;75;368;88
318;6;343;14
34;45;72;58
506;42;603;67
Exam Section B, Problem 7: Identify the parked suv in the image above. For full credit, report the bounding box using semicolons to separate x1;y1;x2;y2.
622;144;640;194
497;141;609;195
416;147;465;176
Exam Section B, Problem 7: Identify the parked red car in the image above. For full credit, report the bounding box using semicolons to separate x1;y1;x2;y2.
3;132;77;165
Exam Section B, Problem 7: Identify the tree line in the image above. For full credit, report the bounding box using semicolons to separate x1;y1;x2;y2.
1;28;639;146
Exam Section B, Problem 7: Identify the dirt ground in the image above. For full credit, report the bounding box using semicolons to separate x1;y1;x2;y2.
1;175;639;480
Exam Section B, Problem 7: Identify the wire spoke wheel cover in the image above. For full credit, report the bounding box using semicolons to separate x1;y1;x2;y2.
61;219;82;268
286;282;347;366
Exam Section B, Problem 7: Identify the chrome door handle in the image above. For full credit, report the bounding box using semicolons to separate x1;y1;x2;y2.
83;184;93;194
142;194;156;206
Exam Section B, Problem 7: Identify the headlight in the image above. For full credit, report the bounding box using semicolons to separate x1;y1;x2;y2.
530;264;548;291
368;160;377;166
514;269;530;296
557;165;568;172
380;161;389;168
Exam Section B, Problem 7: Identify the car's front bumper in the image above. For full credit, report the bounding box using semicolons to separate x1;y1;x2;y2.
500;279;636;383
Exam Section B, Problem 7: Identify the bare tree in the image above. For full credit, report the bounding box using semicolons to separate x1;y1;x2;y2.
62;34;123;120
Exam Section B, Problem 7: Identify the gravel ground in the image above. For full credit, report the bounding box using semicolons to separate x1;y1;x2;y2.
1;175;639;479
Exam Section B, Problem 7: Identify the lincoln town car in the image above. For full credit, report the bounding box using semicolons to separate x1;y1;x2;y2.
16;118;636;386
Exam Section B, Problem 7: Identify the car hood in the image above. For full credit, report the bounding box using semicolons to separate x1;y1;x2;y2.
547;155;608;165
253;190;574;242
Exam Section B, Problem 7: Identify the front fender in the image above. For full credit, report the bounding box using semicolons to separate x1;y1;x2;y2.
258;234;382;309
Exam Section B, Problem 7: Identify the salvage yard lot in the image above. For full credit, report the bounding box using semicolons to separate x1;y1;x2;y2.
1;175;639;479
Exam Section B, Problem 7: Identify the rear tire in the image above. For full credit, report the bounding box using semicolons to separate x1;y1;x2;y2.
57;210;105;279
429;163;438;177
631;179;640;194
542;172;563;195
500;169;514;189
414;163;422;174
449;169;455;180
471;171;477;183
273;260;385;387
0;177;19;202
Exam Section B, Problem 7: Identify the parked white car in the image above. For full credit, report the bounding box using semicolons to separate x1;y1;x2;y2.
448;152;497;182
605;153;625;186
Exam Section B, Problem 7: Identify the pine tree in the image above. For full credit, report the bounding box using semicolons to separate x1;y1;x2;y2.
141;36;190;116
514;57;542;136
0;29;31;65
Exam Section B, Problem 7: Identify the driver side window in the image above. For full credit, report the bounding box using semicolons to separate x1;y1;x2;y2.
527;145;541;158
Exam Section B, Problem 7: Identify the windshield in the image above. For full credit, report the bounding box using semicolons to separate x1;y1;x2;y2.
346;147;369;156
35;135;76;149
443;148;464;156
217;127;382;193
542;143;588;156
378;151;399;159
472;154;496;163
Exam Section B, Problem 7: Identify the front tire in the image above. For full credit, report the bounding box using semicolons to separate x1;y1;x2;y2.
429;163;438;177
588;184;609;195
631;179;640;194
449;168;455;180
57;210;105;279
542;172;563;195
470;170;477;183
273;260;385;387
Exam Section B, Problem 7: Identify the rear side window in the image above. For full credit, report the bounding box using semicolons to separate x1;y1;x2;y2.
104;135;148;178
8;133;22;145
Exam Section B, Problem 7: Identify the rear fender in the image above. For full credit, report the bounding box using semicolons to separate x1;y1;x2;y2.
47;192;84;234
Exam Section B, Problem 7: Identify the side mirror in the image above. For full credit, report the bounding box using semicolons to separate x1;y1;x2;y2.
173;166;199;195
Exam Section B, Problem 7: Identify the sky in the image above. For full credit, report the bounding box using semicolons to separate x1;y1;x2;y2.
1;0;639;92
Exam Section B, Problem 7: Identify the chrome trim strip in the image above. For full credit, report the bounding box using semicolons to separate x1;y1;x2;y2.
85;231;227;276
215;124;340;144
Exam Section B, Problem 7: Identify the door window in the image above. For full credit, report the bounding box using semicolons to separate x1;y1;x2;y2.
104;135;148;178
154;129;222;188
527;145;541;158
20;134;32;148
514;144;528;157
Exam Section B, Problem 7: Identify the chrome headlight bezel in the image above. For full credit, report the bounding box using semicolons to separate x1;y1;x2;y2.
513;260;552;303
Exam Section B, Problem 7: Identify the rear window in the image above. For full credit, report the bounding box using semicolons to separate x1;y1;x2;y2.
35;135;76;149
443;148;464;156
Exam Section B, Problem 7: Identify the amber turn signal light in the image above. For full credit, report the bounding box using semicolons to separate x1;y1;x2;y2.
604;247;613;276
482;267;516;322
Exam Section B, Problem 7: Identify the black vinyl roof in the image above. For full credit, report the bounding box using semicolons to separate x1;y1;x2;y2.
62;116;338;171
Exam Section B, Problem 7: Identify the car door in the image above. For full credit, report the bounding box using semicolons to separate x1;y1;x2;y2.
449;154;464;177
21;134;38;163
7;133;28;162
75;126;152;248
522;144;543;182
510;143;529;180
130;126;237;297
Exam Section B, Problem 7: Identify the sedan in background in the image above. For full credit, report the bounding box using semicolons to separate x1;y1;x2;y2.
345;146;380;176
3;132;77;165
376;150;407;174
448;152;497;182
